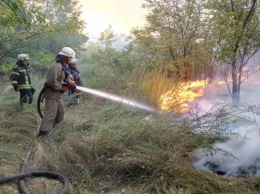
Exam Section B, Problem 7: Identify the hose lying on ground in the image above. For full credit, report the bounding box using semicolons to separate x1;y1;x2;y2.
0;171;69;194
0;141;70;194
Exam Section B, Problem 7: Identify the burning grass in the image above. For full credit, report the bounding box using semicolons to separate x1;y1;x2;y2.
133;68;209;113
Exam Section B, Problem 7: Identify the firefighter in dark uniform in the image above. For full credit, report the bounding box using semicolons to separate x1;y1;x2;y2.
68;58;81;105
10;54;35;105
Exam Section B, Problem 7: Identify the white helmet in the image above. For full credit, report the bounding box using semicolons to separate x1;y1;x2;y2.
58;47;75;58
18;54;29;61
69;58;78;65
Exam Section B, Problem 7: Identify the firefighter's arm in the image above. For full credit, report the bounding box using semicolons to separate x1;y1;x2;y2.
60;81;69;93
45;65;64;91
67;77;76;89
60;71;75;92
60;79;75;93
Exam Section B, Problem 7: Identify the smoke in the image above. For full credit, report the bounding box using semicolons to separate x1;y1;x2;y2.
191;72;260;177
189;72;260;113
192;126;260;177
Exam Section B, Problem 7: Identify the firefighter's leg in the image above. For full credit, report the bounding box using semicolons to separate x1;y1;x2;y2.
38;98;58;136
19;89;27;104
26;89;33;104
53;99;65;127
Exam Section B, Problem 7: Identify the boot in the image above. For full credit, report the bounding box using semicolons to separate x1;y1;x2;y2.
37;130;48;138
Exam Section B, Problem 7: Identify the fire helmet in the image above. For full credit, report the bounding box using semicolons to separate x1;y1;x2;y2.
58;47;75;58
69;58;78;65
18;54;29;61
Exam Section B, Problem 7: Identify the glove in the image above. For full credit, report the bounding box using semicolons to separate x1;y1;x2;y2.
61;85;69;93
14;86;19;92
60;80;69;93
68;79;76;89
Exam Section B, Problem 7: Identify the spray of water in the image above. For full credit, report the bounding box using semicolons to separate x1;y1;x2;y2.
76;86;160;114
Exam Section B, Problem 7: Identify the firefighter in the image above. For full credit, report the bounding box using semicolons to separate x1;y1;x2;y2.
10;54;35;105
37;47;76;138
68;58;81;105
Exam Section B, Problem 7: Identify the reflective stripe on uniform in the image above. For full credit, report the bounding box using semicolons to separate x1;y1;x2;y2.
18;84;31;89
11;80;18;85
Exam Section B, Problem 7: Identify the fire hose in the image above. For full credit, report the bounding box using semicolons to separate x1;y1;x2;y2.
0;85;70;193
37;85;160;118
1;83;159;193
37;84;47;118
0;141;70;194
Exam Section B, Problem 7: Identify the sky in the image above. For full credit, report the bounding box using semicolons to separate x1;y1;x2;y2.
78;0;147;36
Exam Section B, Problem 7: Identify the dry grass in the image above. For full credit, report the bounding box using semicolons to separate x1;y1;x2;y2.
25;103;260;193
1;80;260;194
129;68;186;112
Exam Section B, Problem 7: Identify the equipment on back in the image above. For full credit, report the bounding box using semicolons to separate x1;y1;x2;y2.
58;47;75;58
18;54;29;61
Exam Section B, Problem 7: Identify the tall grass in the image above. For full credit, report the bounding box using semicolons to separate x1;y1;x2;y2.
128;67;185;113
16;102;259;194
1;62;260;194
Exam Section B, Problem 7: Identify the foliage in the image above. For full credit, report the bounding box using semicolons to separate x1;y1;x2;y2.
205;0;260;107
0;0;88;78
130;0;215;81
99;25;117;50
0;0;31;27
1;0;260;193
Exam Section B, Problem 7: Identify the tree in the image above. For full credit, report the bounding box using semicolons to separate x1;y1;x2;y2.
98;25;117;66
99;25;116;51
0;0;88;76
0;0;31;27
0;0;41;61
209;0;260;107
131;0;214;81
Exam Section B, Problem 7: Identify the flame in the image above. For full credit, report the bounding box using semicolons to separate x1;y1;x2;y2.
158;71;260;113
158;80;208;112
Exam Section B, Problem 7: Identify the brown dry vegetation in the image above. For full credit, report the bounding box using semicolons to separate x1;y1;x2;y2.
1;79;260;194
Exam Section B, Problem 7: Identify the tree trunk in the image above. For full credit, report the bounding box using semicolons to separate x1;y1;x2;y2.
231;61;239;107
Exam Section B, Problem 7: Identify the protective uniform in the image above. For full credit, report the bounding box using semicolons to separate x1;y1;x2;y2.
38;47;75;137
68;58;81;95
67;58;81;106
38;62;65;133
10;54;34;104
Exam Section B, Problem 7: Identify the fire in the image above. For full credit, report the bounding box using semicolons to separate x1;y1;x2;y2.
158;80;208;112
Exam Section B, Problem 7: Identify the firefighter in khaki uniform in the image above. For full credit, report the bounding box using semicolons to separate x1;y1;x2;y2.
37;47;76;138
